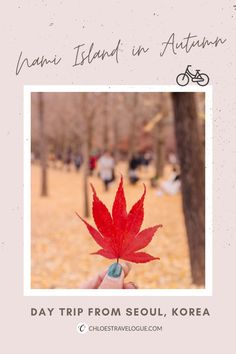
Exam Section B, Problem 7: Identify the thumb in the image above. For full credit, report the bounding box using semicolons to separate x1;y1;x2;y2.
99;263;124;289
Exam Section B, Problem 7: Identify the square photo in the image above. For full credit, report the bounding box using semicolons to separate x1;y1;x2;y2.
25;86;211;295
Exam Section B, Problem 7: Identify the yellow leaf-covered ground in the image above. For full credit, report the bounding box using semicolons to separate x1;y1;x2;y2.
31;163;198;289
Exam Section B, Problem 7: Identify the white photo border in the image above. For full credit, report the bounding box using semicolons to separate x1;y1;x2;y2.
23;85;213;296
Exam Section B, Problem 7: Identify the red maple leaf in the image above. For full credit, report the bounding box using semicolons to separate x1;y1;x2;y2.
76;177;162;263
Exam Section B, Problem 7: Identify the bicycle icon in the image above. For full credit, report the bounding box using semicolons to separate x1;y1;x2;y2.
176;65;209;86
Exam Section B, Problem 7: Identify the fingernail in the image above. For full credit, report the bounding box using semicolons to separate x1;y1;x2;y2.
107;263;122;278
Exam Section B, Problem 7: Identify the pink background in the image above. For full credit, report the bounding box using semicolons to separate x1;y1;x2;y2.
1;1;235;353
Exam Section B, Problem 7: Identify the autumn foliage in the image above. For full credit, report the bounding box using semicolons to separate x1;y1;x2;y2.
77;177;162;263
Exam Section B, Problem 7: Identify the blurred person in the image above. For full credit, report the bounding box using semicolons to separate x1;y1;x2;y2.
142;151;152;167
74;153;82;172
89;153;97;175
156;166;181;196
55;150;63;169
128;153;141;185
98;150;115;191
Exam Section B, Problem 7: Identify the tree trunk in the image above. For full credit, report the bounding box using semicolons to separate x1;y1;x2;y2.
81;93;90;218
153;94;168;178
83;139;90;218
153;120;165;178
38;92;48;197
113;117;119;162
128;93;138;159
112;93;120;162
103;93;109;151
80;93;95;218
171;92;205;286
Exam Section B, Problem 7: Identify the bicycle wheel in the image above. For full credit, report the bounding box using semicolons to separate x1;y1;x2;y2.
176;73;189;86
197;73;209;86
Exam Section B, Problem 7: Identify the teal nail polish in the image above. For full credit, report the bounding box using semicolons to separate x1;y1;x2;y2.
108;263;122;278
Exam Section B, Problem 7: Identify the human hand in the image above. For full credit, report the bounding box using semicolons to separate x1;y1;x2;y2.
80;262;137;289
